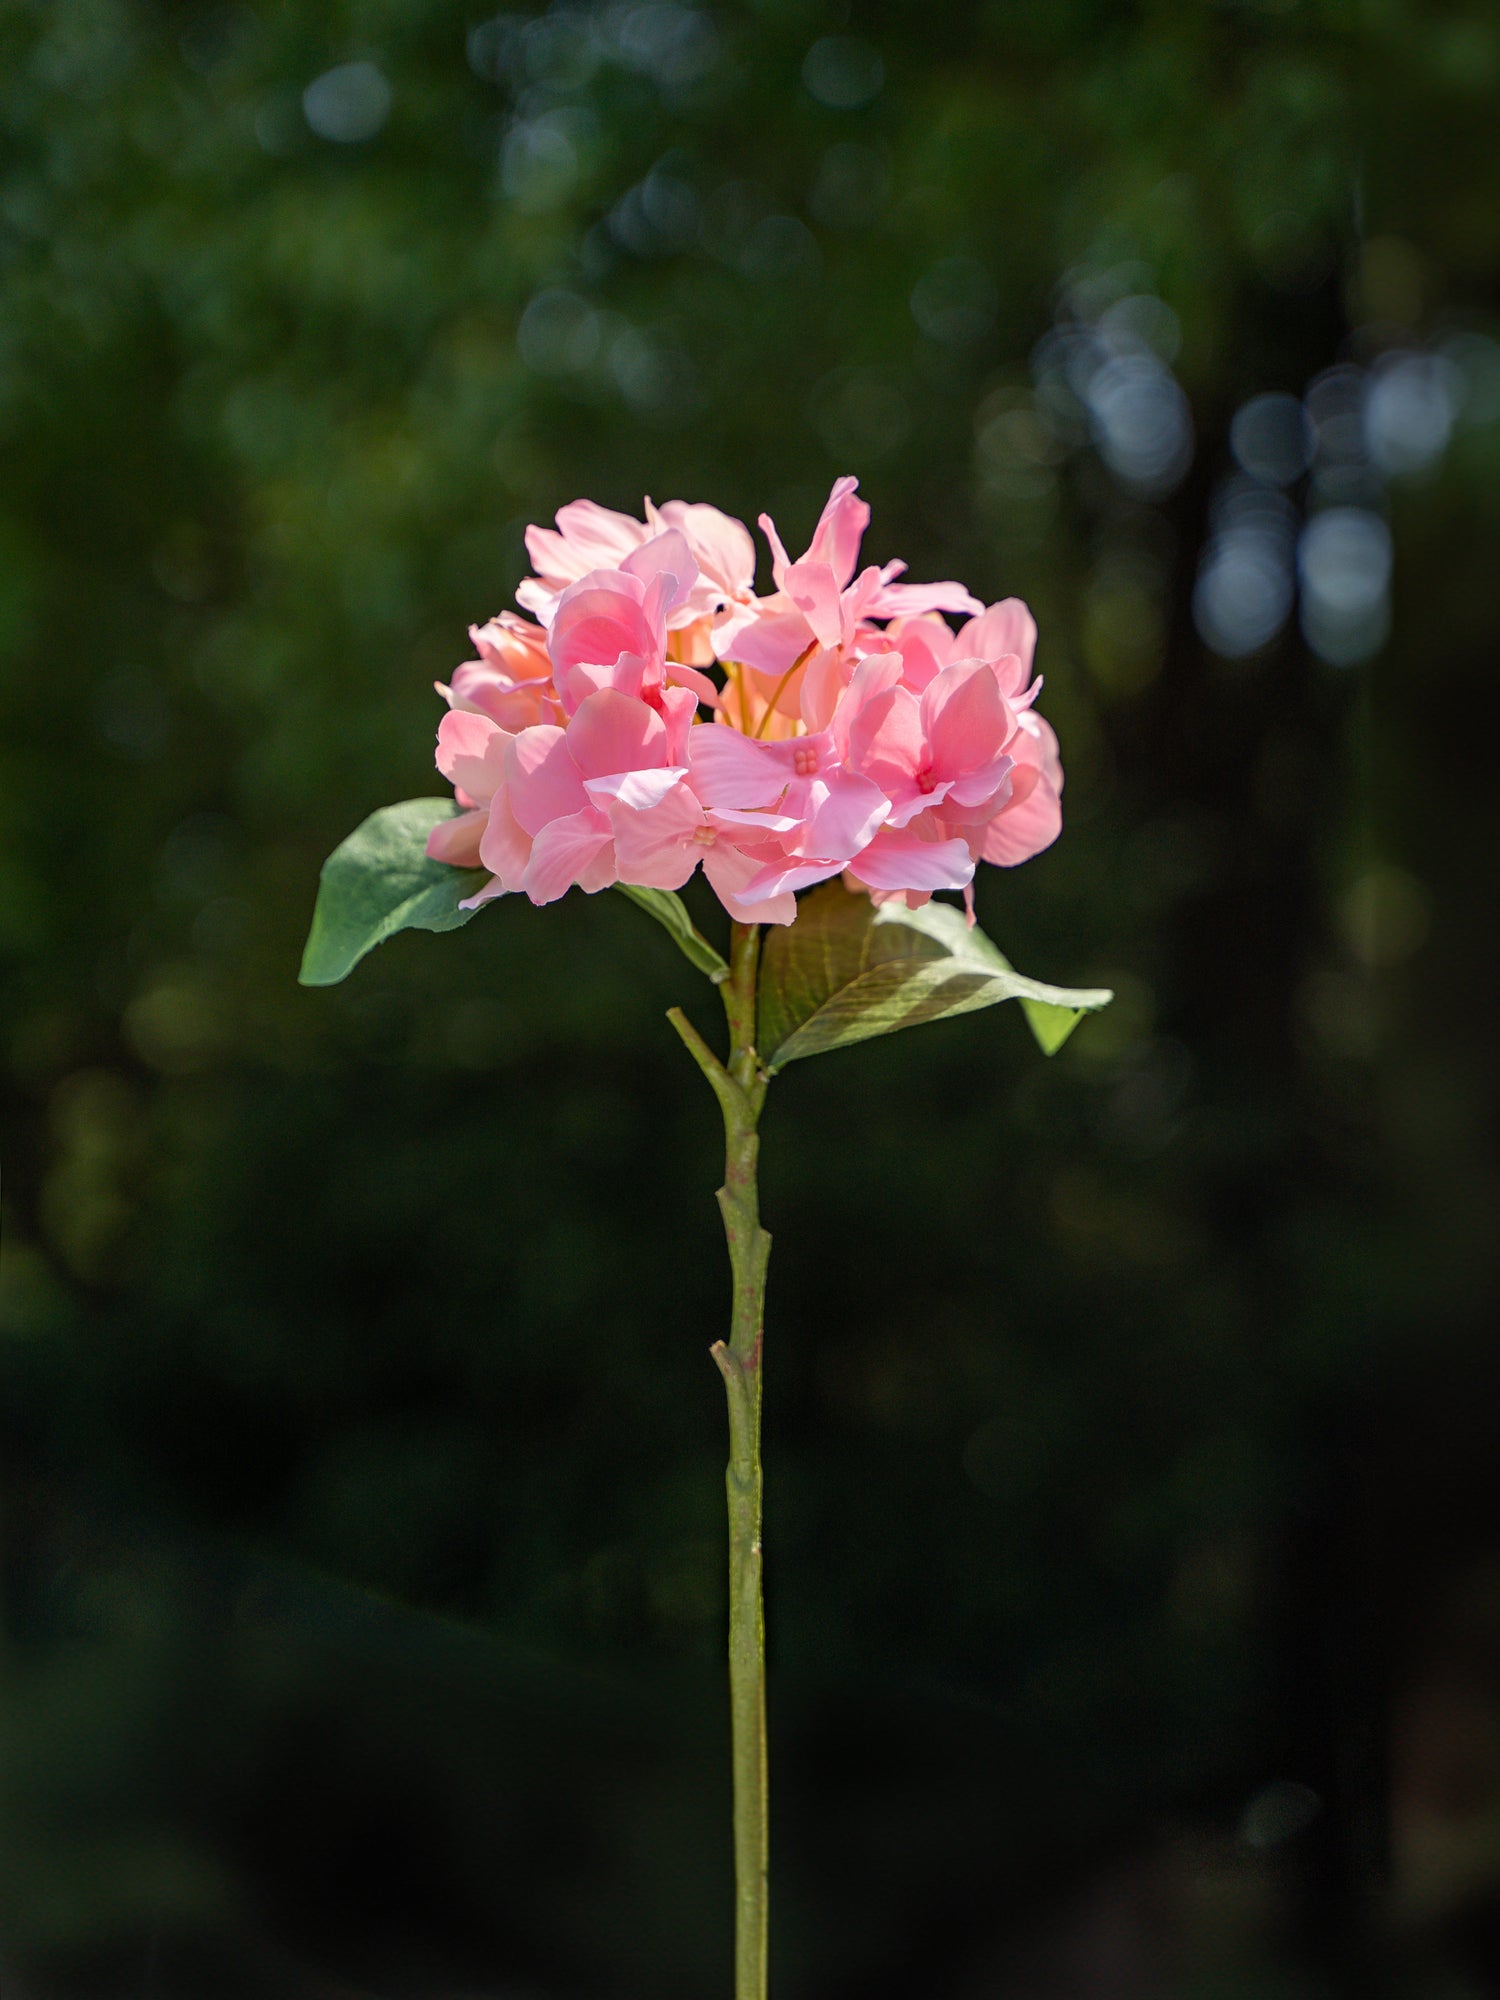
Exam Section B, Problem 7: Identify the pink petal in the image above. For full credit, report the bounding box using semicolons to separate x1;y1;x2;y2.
714;606;814;679
839;563;886;641
505;725;585;836
979;772;1062;866
584;765;688;811
705;805;803;834
803;476;868;588
847;828;976;893
944;754;1015;812
458;875;509;910
609;784;703;888
658;501;758;596
529;500;649;580
797;770;890;861
564;688;668;782
664;661;721;708
848;683;923;785
469;612;553;680
477;790;534;889
797;647;850;732
426;805;488;867
783;560;844;651
521;806;614;904
757;510;794;591
688;725;793;810
548;572;657;697
702;840;797;925
886;615;956;691
870;579;986;620
435;710;509;804
622;528;698;616
959;598;1037;680
923;662;1006;777
740;853;849;902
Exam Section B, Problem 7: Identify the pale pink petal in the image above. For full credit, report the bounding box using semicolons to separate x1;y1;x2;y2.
470;613;553;680
622;528;699;618
796;771;890;860
740;853;849;902
477;790;534;889
705;805;803;834
838;563;886;643
426;806;488;867
609;783;703;887
458;875;509;910
548;572;658;703
1007;707;1064;785
803;476;868;588
960;599;1037;680
798;647;851;732
848;683;923;785
886;615;957;690
658;501;758;596
944;755;1015;812
923;662;1006;777
514;577;554;621
783;560;844;651
664;662;721;709
521;806;614;904
505;725;585;835
444;663;558;730
870;579;986;620
531;500;650;578
847;828;976;893
584;765;688;811
979;774;1061;865
577;842;619;892
688;725;794;810
757;511;794;591
653;683;701;764
702;840;797;925
714;606;814;679
882;782;955;831
564;688;668;782
436;710;509;804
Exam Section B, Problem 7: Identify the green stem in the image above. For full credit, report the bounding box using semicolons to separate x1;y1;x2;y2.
668;919;771;2000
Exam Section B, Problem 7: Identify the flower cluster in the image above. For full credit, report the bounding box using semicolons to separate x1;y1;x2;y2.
427;478;1063;925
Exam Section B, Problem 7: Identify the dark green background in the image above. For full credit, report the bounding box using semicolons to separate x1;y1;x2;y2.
3;1;1499;1993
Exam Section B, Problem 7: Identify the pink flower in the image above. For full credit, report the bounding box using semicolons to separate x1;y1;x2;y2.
547;536;720;716
518;497;758;661
504;688;688;906
427;708;530;907
439;612;562;732
974;707;1063;866
427;480;1065;927
712;476;984;735
687;715;890;866
609;784;800;926
847;661;1015;829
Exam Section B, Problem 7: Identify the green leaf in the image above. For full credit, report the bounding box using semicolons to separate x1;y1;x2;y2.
756;882;1112;1070
615;884;729;982
299;799;489;986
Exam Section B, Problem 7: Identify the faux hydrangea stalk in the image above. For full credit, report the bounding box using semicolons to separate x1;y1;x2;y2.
301;477;1111;1999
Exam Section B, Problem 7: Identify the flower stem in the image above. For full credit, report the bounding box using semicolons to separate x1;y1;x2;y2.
668;919;771;2000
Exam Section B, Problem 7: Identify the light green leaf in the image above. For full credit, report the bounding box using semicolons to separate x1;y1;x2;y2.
299;799;489;986
756;882;1112;1069
615;884;729;982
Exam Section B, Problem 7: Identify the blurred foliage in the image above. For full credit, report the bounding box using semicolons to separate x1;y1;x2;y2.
2;0;1500;1994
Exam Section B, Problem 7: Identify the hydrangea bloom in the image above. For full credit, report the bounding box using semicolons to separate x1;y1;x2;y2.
427;478;1063;923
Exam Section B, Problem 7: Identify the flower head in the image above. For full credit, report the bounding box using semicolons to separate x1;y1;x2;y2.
428;477;1063;920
